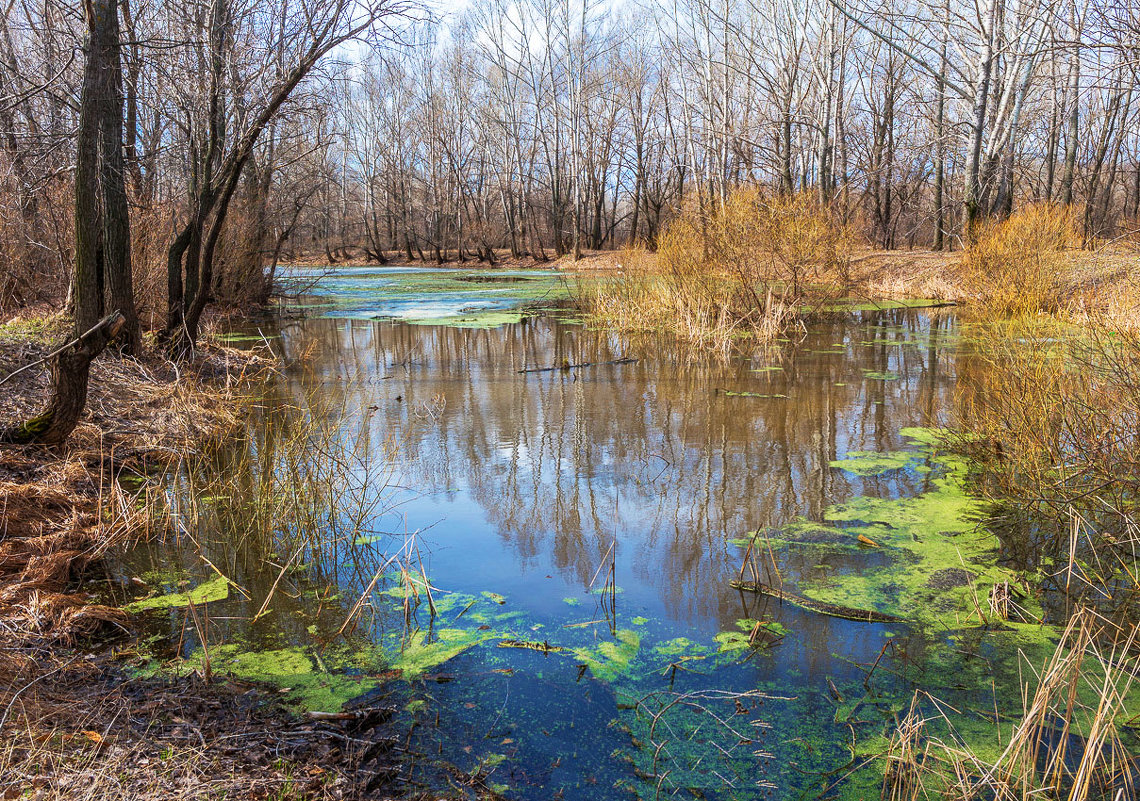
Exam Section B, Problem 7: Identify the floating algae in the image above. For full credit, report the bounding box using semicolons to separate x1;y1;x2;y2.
713;619;788;652
829;449;928;476
184;644;381;712
390;628;497;677
124;576;230;613
572;629;641;682
276;267;573;328
740;427;1027;628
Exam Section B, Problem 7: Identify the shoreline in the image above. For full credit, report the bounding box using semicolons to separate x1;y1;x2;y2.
0;313;408;799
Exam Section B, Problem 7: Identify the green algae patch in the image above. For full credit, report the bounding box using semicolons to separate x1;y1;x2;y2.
124;576;230;613
389;628;496;677
749;427;1024;628
821;298;948;313
572;629;640;682
653;637;700;657
406;310;525;328
562;597;581;607
862;369;900;381
714;619;788;653
187;644;379;712
830;450;922;476
211;332;276;344
722;391;788;399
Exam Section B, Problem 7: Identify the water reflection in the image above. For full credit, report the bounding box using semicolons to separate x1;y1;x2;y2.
122;307;970;799
267;309;958;632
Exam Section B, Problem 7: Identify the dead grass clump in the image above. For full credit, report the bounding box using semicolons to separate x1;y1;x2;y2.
0;335;275;644
585;189;854;353
962;203;1080;318
882;610;1138;801
854;250;965;302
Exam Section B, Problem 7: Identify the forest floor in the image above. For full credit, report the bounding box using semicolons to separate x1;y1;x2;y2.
0;310;427;800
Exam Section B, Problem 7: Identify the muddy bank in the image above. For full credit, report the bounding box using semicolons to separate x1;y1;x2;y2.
0;315;424;799
0;658;414;800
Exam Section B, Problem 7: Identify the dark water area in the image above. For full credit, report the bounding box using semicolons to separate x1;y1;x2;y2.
118;271;1092;800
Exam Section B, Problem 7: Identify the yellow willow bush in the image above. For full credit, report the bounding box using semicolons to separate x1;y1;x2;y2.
963;203;1079;318
585;188;854;352
956;317;1140;623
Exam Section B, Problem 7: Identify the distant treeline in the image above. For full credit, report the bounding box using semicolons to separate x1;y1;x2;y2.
1;0;1138;317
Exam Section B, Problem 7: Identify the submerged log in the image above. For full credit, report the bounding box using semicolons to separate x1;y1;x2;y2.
517;357;637;374
497;639;564;653
730;580;907;624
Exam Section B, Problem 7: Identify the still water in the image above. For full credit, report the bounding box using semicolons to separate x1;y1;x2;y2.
121;269;1036;799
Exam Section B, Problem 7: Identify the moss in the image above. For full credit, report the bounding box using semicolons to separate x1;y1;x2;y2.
124;576;230;612
0;314;68;345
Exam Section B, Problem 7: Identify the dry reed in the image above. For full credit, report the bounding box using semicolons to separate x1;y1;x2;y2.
882;610;1138;801
584;189;854;353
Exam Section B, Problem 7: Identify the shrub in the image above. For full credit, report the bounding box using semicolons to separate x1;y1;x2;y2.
962;203;1079;318
585;188;854;352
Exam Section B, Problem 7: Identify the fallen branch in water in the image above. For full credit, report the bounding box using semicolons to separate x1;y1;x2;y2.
497;639;564;653
517;357;637;374
730;580;907;624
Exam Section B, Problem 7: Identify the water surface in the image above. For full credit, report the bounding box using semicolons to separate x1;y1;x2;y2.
120;269;1056;799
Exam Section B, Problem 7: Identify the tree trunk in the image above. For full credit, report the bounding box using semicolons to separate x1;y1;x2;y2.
1;313;125;446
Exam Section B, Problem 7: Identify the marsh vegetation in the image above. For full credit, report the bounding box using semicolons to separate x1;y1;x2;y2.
2;0;1140;796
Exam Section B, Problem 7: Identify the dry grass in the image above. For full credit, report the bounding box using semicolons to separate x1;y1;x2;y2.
584;189;854;353
0;654;412;800
852;250;965;302
882;610;1138;801
0;322;275;644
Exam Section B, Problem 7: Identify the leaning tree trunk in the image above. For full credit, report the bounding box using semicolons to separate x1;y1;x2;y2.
0;313;125;446
1;0;135;447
